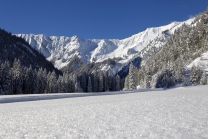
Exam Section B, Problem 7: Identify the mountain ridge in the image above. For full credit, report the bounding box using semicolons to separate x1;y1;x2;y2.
16;18;194;74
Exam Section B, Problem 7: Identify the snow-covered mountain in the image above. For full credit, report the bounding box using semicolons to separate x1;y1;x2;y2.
16;18;194;70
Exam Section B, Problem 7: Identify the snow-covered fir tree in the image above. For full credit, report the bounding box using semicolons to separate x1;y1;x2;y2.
145;70;151;89
37;68;47;93
190;65;197;85
99;72;104;92
115;75;120;91
75;80;83;93
128;63;137;90
93;71;98;92
0;62;12;95
48;71;57;93
12;59;23;94
57;75;63;93
200;70;207;85
124;75;129;90
190;65;203;85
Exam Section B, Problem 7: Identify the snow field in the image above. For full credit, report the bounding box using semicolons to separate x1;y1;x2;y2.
0;85;208;138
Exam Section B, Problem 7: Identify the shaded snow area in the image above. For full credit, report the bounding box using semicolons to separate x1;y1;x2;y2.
1;86;208;138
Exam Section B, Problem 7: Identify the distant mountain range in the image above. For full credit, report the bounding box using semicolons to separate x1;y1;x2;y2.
16;18;194;75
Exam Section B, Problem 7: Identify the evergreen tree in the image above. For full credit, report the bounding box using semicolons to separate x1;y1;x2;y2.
99;72;104;92
182;74;188;86
61;73;68;93
87;76;92;92
80;72;87;92
22;67;29;94
120;78;125;90
93;72;98;92
42;68;48;93
190;65;203;85
128;63;137;90
111;77;116;91
200;70;207;85
37;68;47;93
75;77;83;92
124;75;129;90
48;71;57;93
190;65;198;85
68;74;75;93
26;65;35;94
33;69;39;94
115;75;120;91
196;67;203;84
57;75;63;93
45;72;51;93
103;72;109;91
145;70;151;89
12;59;23;94
107;73;112;91
150;73;159;88
175;67;185;83
3;62;12;95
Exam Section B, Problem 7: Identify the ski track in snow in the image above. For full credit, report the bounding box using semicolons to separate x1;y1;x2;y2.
0;86;208;139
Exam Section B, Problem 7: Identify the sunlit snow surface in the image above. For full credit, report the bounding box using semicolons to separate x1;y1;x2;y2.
0;86;208;138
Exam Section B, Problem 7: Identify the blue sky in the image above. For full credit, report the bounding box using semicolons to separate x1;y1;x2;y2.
0;0;208;39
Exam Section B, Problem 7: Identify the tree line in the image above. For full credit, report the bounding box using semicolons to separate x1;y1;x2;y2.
0;59;123;95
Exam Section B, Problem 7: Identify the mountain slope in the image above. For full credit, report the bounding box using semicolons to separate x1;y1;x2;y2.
16;18;194;71
132;9;208;88
0;29;61;74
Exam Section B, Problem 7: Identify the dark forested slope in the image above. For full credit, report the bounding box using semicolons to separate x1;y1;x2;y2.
0;29;61;74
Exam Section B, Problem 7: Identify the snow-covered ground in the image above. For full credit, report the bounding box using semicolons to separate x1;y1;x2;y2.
0;86;208;138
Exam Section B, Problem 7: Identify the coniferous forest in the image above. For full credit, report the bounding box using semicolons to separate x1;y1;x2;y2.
1;9;208;95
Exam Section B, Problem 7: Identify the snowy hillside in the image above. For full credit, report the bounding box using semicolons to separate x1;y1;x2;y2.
16;18;194;69
1;85;208;138
187;51;208;73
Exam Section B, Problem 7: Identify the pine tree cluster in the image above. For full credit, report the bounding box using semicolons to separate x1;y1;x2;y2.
0;59;123;94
